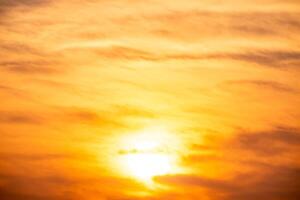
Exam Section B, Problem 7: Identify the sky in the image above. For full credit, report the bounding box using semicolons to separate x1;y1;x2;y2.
0;0;300;199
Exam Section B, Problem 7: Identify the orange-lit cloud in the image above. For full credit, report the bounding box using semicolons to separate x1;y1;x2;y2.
0;0;299;199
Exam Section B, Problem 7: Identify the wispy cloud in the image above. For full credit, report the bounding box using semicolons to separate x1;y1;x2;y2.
0;111;42;124
0;61;60;74
62;45;300;69
0;0;51;16
221;80;298;94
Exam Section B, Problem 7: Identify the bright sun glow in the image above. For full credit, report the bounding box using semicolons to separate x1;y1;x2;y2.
125;152;172;181
119;127;179;182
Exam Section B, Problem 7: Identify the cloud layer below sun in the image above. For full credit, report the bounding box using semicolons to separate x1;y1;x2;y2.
0;0;300;199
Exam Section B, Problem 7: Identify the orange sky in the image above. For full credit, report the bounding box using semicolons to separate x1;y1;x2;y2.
0;0;300;200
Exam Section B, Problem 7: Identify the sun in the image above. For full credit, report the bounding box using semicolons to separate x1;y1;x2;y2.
118;127;179;182
124;150;172;181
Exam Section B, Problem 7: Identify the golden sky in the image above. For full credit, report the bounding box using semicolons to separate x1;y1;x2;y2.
0;0;300;199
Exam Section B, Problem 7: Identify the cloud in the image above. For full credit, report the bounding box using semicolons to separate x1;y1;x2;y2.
154;174;235;191
113;104;156;118
0;0;51;16
0;43;43;55
64;109;100;122
0;42;60;72
226;166;300;200
183;127;300;167
93;46;159;61
230;126;300;156
0;0;49;7
0;174;78;200
0;189;51;200
155;165;300;200
166;50;300;68
61;45;161;61
61;108;123;129
68;44;300;68
61;105;155;126
0;105;154;130
0;172;145;200
221;80;298;94
0;152;80;161
0;84;26;97
0;43;63;76
218;50;300;68
0;111;42;124
0;61;60;74
145;11;300;41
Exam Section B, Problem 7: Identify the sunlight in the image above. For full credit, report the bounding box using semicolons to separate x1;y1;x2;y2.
118;127;180;183
124;153;172;181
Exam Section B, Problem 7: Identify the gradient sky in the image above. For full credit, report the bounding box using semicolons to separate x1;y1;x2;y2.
0;0;300;200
